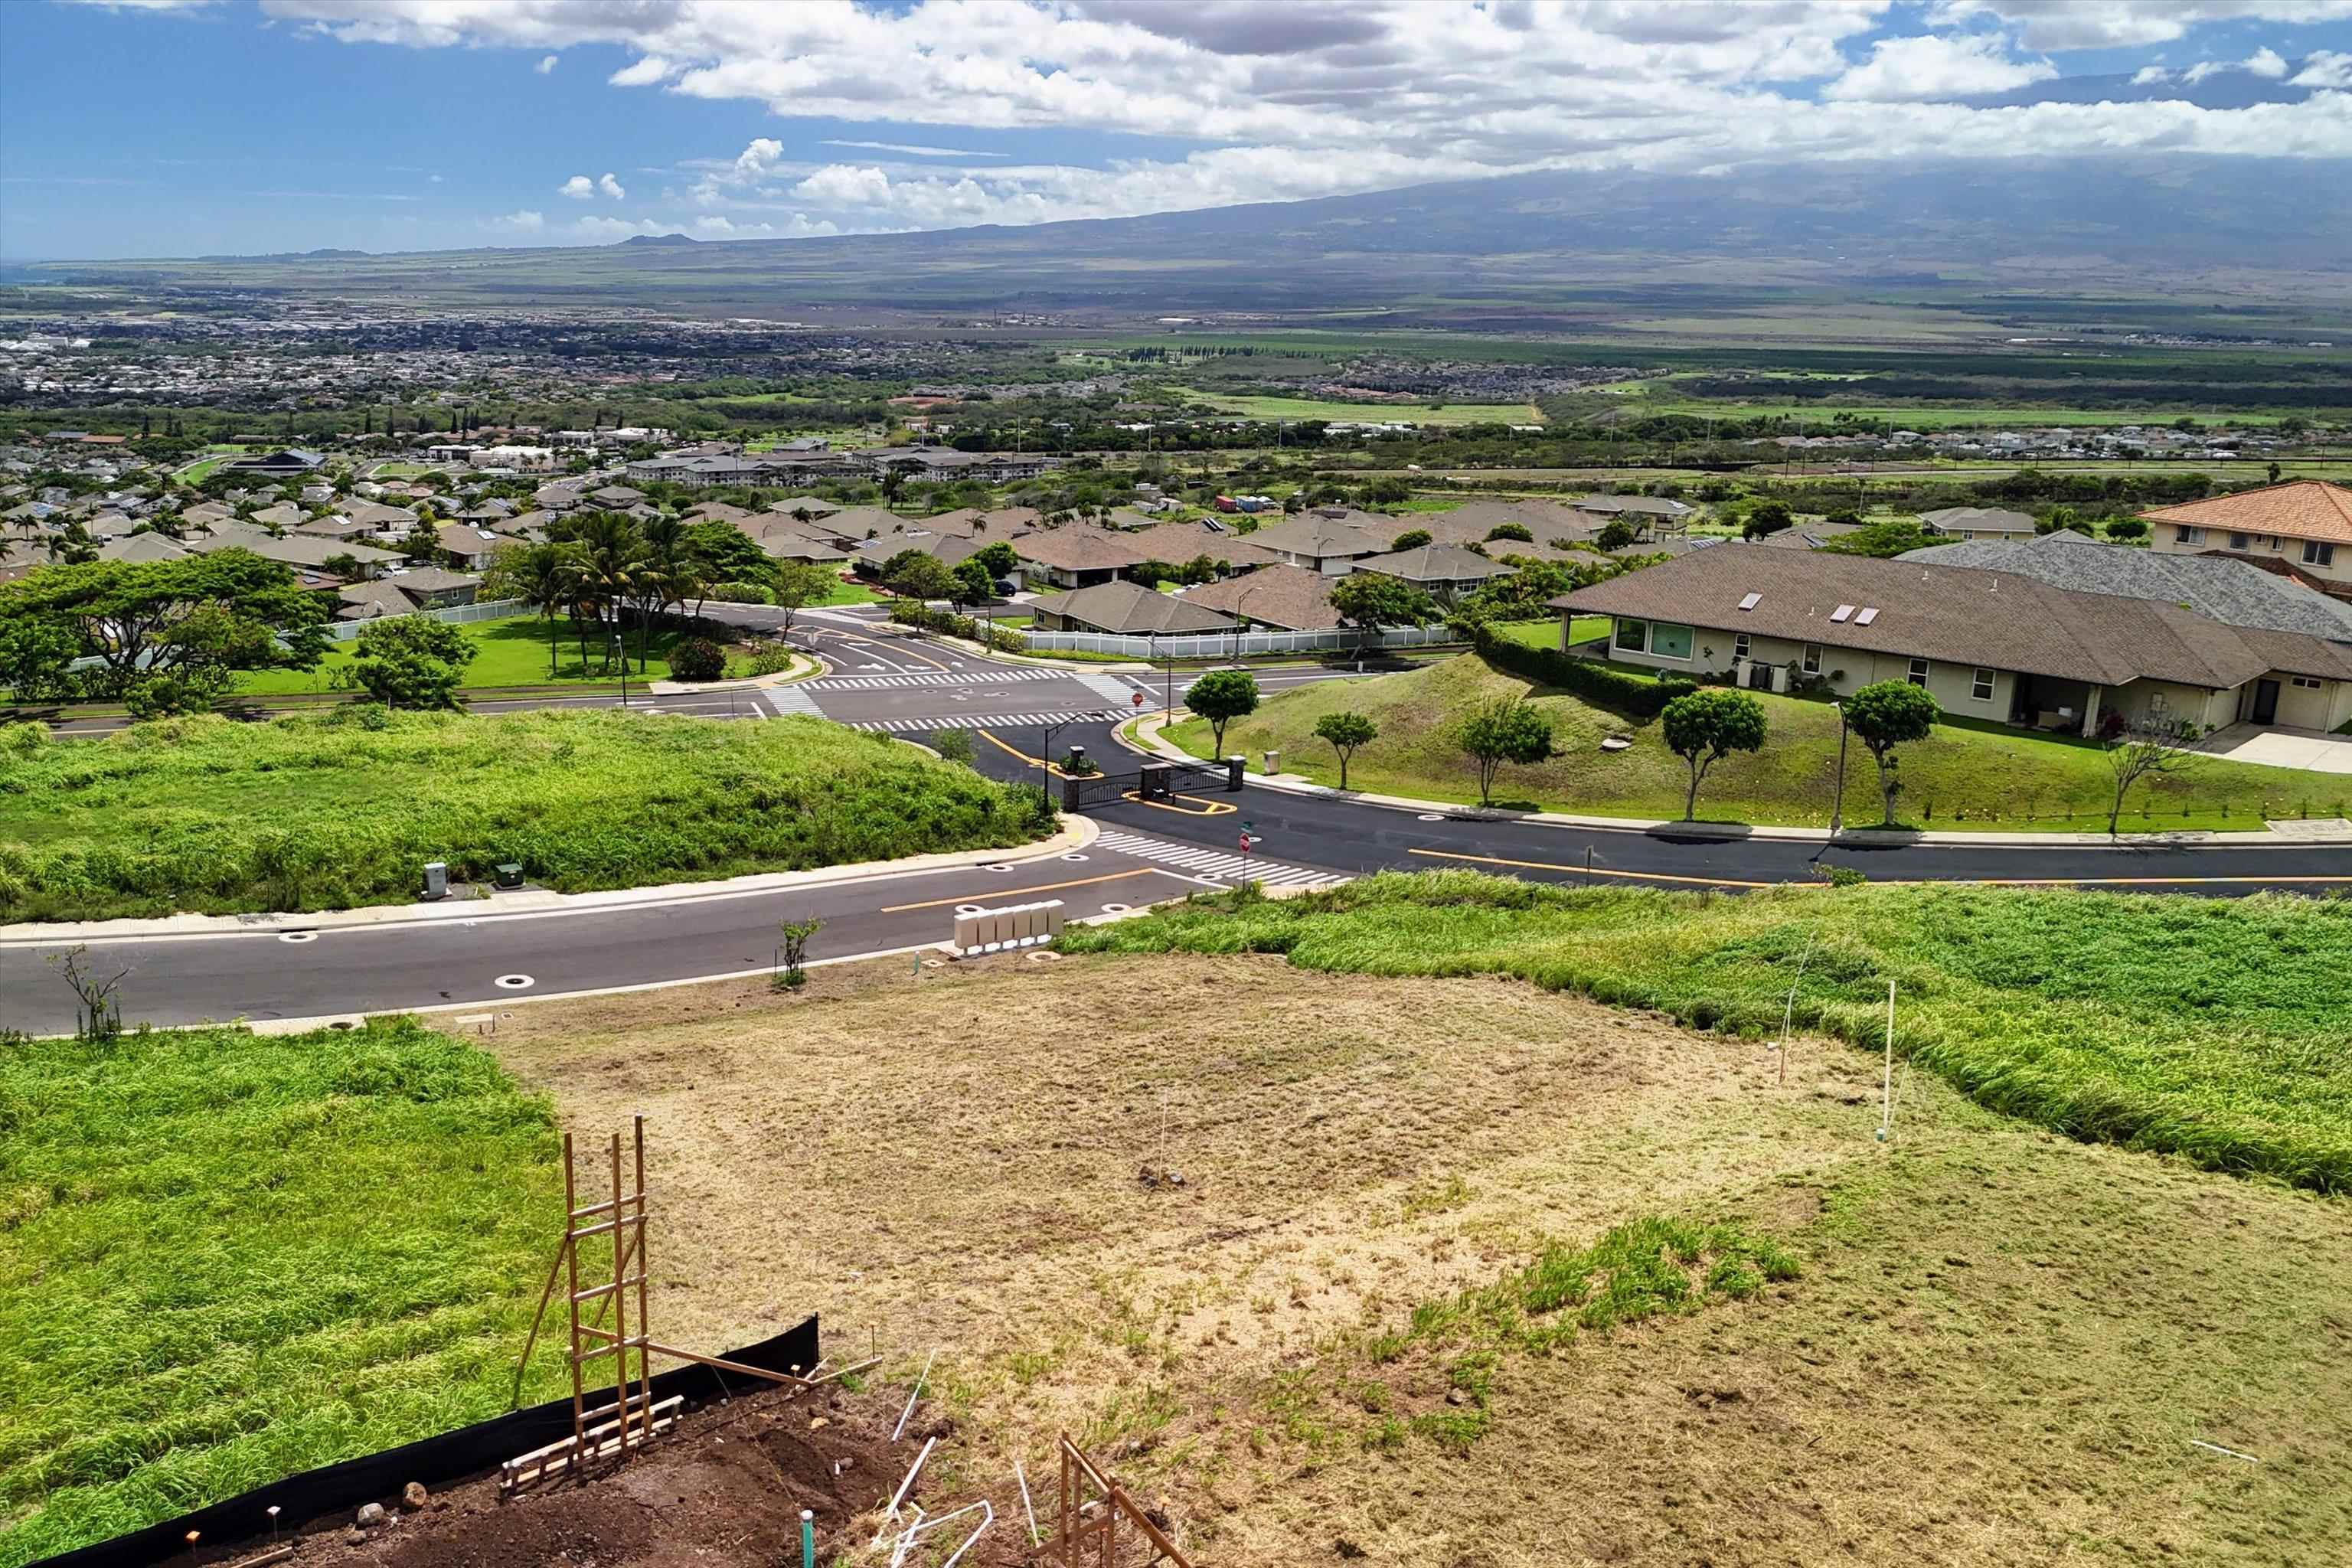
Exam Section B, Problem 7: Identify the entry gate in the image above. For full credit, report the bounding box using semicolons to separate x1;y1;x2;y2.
1062;756;1241;812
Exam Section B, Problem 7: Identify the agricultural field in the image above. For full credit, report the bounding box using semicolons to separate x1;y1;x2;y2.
0;709;1050;921
1171;387;1545;426
10;884;2348;1563
1165;652;2341;830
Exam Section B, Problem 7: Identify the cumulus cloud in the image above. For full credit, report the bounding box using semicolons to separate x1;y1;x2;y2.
57;0;220;10
535;53;557;74
2292;49;2352;86
597;172;625;199
570;214;671;240
493;209;544;232
2131;64;2173;84
1821;33;2058;101
253;0;2352;238
2245;46;2290;76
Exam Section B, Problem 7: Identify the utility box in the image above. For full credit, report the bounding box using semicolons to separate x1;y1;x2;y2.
1226;756;1246;792
422;861;449;901
1138;763;1173;802
494;863;524;890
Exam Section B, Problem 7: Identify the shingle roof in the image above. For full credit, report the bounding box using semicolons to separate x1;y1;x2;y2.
1919;506;2037;535
1122;520;1286;568
1554;542;2352;691
1013;526;1153;572
1356;543;1511;583
1902;529;2352;642
1032;580;1240;635
2139;481;2352;544
1241;512;1390;559
1179;564;1340;630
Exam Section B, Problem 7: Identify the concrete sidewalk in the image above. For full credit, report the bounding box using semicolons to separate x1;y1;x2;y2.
1119;712;2352;851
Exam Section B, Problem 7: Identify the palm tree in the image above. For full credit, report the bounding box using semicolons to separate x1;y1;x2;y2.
487;541;575;679
560;513;648;676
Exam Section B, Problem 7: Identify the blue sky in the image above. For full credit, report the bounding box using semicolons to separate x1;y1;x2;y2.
2;0;2347;260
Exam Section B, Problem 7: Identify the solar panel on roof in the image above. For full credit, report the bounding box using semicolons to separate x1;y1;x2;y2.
1830;604;1854;622
1854;607;1879;626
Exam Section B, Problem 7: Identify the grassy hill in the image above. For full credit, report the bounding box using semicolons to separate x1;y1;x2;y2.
0;708;1050;921
1165;651;2340;831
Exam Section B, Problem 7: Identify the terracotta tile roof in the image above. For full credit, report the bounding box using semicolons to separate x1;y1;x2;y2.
2138;481;2352;544
1555;542;2352;691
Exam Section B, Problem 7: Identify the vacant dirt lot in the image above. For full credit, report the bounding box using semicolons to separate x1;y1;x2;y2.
480;953;2352;1567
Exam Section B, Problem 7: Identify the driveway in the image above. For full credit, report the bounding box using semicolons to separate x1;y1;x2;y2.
2194;723;2352;775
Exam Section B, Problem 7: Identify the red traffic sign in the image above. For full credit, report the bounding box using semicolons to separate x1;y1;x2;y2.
1132;691;1147;707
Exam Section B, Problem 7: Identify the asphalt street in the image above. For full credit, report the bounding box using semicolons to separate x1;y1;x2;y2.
7;619;2346;1035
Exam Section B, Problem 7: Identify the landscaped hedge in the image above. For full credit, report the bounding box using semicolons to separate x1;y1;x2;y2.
1470;625;1694;717
887;601;1028;653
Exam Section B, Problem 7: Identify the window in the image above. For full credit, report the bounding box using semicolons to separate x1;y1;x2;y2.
1802;642;1822;675
2149;691;2170;715
1614;619;1648;652
2291;675;2324;690
1907;658;1930;688
1651;622;1694;660
2228;532;2250;550
1733;632;1750;662
1971;667;1995;701
2176;526;2203;544
2305;541;2337;567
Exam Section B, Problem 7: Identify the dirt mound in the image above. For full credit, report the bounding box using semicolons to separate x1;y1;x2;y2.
186;1381;949;1568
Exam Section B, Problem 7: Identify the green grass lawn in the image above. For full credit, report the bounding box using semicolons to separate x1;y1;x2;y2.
1165;652;2341;830
233;615;684;694
0;1017;567;1564
0;708;1051;920
1170;388;1544;426
1060;874;2352;1192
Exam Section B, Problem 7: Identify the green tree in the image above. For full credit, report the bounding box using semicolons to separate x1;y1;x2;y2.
883;550;956;603
1328;571;1436;652
1456;695;1554;806
1483;522;1533;544
345;616;477;709
678;520;777;590
1842;680;1941;827
1390;528;1434;550
972;541;1019;579
770;561;840;632
0;551;329;702
482;540;575;678
1660;689;1768;821
1596;519;1640;551
951;557;995;611
559;512;649;674
1740;501;1795;541
1184;668;1260;757
1312;710;1378;790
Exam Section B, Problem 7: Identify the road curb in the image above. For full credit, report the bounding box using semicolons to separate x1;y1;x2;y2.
0;817;1101;947
1121;714;2351;851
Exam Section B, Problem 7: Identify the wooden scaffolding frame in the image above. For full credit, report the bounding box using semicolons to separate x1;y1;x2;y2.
504;1116;871;1493
1048;1432;1195;1567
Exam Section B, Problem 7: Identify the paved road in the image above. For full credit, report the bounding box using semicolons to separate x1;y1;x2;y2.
8;626;2347;1035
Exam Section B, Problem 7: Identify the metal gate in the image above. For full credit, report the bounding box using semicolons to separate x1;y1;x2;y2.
1062;756;1240;812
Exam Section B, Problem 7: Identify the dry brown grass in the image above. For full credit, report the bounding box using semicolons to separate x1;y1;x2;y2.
484;953;2352;1568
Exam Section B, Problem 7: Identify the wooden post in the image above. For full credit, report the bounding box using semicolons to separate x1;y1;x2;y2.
630;1115;652;1452
560;1133;585;1449
608;1132;629;1450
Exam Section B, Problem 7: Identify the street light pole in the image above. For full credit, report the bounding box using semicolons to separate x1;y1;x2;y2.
1828;701;1849;837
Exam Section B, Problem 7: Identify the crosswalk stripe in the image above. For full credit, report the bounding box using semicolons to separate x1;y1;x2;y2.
846;709;1102;733
809;667;1058;690
1093;830;1348;890
766;686;824;717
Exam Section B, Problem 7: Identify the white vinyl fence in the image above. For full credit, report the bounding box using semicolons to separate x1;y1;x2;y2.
322;597;524;642
1022;625;1455;659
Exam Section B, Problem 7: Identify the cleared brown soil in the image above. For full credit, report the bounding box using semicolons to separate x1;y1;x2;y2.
470;953;2352;1567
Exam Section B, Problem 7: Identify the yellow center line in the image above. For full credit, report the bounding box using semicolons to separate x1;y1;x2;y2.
977;727;1081;778
879;867;1168;913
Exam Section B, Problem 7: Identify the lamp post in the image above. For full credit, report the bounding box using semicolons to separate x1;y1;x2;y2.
1828;700;1849;837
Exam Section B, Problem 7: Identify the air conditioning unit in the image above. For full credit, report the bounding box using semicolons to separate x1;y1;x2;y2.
1735;658;1790;694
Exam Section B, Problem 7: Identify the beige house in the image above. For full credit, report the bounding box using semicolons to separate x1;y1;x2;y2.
2143;481;2352;589
1555;546;2352;738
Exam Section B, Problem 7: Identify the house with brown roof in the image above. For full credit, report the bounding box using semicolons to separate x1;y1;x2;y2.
1179;564;1341;631
1029;580;1240;636
1241;509;1393;575
337;567;482;620
1356;542;1511;600
1555;544;2352;737
2143;480;2352;590
1919;506;2039;541
1011;526;1154;590
1121;520;1285;573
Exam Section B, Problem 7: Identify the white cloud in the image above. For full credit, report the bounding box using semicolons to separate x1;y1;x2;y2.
1931;2;2352;52
493;209;544;232
1822;33;2058;101
597;172;626;199
2131;64;2172;84
2292;49;2352;86
2245;46;2289;77
535;53;557;74
558;175;596;200
429;172;445;182
57;0;220;10
256;0;2352;238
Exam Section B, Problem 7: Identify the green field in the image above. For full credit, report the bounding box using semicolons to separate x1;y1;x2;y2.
1061;874;2352;1191
1171;387;1544;426
1591;382;2309;428
0;1018;567;1564
232;613;682;694
0;708;1051;921
1165;652;2338;830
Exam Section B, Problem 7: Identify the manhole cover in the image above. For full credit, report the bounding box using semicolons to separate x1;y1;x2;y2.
1418;813;1445;822
493;974;535;991
277;930;318;944
1060;852;1089;862
1100;902;1132;913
